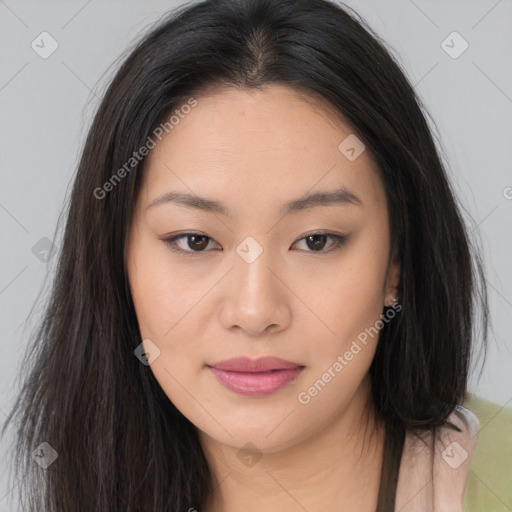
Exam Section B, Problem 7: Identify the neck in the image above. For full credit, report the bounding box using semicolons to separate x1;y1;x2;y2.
200;376;386;512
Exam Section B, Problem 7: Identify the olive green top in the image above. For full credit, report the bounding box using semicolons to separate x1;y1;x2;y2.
462;394;512;511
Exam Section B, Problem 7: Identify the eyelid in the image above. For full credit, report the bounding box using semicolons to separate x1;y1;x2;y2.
159;230;348;256
292;231;348;253
158;231;219;258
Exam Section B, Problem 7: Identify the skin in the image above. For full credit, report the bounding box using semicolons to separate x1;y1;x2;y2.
126;84;400;511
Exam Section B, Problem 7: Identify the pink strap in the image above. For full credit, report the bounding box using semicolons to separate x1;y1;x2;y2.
395;405;479;511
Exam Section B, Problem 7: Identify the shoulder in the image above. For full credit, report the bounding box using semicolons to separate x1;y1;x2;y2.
448;403;480;434
395;404;480;512
462;394;512;511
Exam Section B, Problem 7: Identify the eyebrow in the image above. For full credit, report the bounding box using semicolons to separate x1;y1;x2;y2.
145;187;362;217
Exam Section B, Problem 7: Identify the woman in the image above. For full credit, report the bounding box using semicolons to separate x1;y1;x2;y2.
3;0;491;510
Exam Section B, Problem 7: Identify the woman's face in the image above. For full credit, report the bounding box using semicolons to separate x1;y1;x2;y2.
126;84;399;453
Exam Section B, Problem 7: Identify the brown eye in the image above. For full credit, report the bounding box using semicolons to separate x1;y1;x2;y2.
292;232;348;253
161;231;347;257
185;235;210;251
161;233;220;256
305;234;328;251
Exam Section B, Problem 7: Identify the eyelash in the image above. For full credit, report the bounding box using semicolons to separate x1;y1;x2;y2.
159;231;348;257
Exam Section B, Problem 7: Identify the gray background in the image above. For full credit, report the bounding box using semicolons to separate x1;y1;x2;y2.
1;0;511;509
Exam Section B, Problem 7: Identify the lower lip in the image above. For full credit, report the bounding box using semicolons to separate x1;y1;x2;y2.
208;366;304;397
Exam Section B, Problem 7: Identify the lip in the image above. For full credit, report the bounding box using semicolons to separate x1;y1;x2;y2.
207;357;305;397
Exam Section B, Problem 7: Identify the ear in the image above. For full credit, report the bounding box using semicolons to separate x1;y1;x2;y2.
384;245;401;306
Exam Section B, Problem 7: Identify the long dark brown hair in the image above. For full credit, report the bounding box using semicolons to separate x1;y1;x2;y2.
2;0;488;510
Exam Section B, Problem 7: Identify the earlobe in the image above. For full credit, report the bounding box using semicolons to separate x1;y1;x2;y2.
384;248;401;307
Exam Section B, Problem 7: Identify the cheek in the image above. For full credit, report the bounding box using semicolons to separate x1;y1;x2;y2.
128;231;208;341
297;239;389;383
127;236;209;415
293;244;388;414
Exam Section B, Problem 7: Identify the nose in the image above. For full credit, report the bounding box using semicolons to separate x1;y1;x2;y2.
218;247;292;337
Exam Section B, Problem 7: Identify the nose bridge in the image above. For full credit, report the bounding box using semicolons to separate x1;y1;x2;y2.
220;235;290;334
233;236;278;304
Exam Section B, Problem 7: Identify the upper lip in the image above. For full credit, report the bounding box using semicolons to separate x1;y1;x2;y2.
208;356;304;372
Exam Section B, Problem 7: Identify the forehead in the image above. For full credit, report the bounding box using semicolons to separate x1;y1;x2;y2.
139;84;386;217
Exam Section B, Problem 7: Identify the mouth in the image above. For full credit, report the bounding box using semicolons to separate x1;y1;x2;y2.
206;356;305;397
